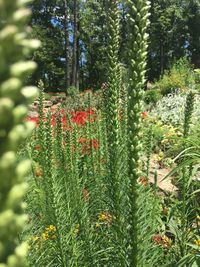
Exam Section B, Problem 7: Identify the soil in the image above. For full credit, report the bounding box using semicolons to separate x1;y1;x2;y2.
149;158;177;193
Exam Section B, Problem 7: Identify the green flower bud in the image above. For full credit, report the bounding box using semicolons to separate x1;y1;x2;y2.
10;61;37;78
0;0;38;265
1;78;22;99
0;151;16;170
0;26;18;41
12;105;28;124
5;183;28;209
16;159;31;179
0;98;14;126
21;86;38;102
13;8;31;24
17;0;33;8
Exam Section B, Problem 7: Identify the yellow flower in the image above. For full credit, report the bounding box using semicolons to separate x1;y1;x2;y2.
42;232;49;241
162;235;172;248
194;239;200;246
46;225;56;232
153;152;164;162
197;215;200;221
98;211;114;223
161;139;169;144
95;223;101;228
98;213;107;221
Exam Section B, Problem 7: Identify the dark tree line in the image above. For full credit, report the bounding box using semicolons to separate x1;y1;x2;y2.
29;0;200;92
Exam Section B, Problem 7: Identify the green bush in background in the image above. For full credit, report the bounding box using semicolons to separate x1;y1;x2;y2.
154;58;196;95
144;89;162;104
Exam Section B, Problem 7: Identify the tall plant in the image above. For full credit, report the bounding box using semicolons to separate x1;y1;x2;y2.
126;0;150;265
0;0;39;266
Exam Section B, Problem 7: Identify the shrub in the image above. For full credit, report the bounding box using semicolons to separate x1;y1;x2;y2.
154;58;196;95
144;89;162;104
194;68;200;91
151;92;200;127
67;86;79;98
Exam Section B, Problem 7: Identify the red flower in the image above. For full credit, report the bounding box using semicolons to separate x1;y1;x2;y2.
152;234;172;249
78;137;87;144
35;167;42;177
35;144;41;151
71;111;87;125
70;109;96;126
26;116;39;126
152;235;162;245
138;176;148;186
51;116;56;127
140;111;148;119
91;139;99;149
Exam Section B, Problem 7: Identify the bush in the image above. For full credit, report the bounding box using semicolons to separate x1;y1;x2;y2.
154;58;196;95
67;86;79;98
194;68;200;91
151;92;200;127
144;89;162;104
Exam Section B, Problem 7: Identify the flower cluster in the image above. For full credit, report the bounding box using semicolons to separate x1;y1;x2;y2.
138;176;148;186
194;239;200;246
42;225;57;241
26;108;96;129
153;151;164;162
35;166;42;177
152;234;172;249
27;116;40;126
71;108;96;126
161;124;182;145
140;111;148;119
95;211;115;228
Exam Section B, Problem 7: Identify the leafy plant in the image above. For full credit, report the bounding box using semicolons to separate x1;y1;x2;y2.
151;92;200;127
144;89;162;104
154;58;196;95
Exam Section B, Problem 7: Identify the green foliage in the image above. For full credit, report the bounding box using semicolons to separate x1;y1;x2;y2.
67;86;79;98
23;1;165;266
162;93;200;266
151;92;200;127
144;89;162;104
28;0;200;90
194;69;200;91
2;0;199;266
154;58;196;95
0;0;39;266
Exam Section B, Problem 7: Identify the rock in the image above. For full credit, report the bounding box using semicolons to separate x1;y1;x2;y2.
43;100;52;107
149;157;177;193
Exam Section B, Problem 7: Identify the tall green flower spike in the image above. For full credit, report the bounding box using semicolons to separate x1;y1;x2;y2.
126;0;150;266
0;0;40;266
106;0;121;219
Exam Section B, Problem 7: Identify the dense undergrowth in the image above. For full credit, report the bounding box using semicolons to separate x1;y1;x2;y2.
24;86;200;267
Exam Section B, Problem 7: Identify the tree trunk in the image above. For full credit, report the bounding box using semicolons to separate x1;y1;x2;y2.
72;0;78;88
160;41;164;75
76;9;80;89
63;0;70;95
